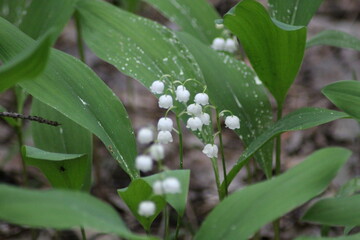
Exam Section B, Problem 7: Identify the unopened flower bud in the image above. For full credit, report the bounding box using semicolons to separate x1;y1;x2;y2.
175;85;190;103
194;93;209;106
199;113;210;125
202;144;218;158
149;144;165;160
135;155;153;172
138;201;156;217
225;115;240;130
159;95;173;109
150;80;165;94
157;117;173;132
224;38;237;53
211;37;225;51
157;131;173;144
187;103;202;117
137;128;153;144
186;117;203;131
162;177;181;194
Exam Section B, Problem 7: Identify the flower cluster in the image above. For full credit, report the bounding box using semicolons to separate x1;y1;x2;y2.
211;37;237;53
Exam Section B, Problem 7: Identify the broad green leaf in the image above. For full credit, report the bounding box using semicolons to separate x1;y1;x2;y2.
143;0;221;44
142;170;190;216
0;31;52;92
307;30;360;51
121;0;141;13
303;195;360;226
322;81;360;121
0;17;139;179
224;0;307;106
223;108;349;192
0;184;151;240
31;100;93;191
268;0;323;26
337;177;360;197
23;146;89;190
195;148;351;240
176;32;273;177
295;233;360;240
18;0;76;42
0;0;27;25
118;179;166;231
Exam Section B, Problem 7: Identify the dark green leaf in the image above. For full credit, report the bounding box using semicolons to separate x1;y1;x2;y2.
0;184;151;239
337;177;360;197
307;30;360;51
224;108;349;191
0;0;27;25
195;148;351;240
176;32;273;177
268;0;323;26
31;100;93;191
295;233;360;240
0;31;52;92
143;0;221;44
224;0;307;105
118;179;166;231
0;17;139;179
23;146;89;190
303;194;360;226
322;81;360;121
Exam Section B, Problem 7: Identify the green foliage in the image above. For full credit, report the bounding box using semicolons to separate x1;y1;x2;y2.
337;177;360;197
322;81;360;121
224;108;348;189
303;194;360;226
176;32;273;177
268;0;323;26
224;0;307;106
143;0;221;44
295;234;360;240
22;146;89;190
195;148;351;240
0;184;151;240
307;30;360;51
0;0;27;25
0;31;52;92
0;17;139;179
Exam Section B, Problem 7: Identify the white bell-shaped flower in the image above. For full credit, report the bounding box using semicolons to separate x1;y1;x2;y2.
162;177;181;194
202;144;218;158
137;128;153;144
225;115;240;130
153;180;164;195
135;155;153;172
149;144;165;160
138;201;156;217
199;113;210;125
194;93;209;106
175;85;190;103
150;80;165;94
159;95;173;109
157;131;173;144
211;37;225;51
157;117;173;132
224;38;237;53
187;103;202;117
186;117;203;131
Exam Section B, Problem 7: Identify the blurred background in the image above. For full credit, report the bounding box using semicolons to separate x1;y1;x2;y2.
0;0;359;239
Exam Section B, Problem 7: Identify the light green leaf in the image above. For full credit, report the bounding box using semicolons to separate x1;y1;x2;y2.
307;30;360;51
303;194;360;227
143;0;221;44
224;0;307;106
142;170;190;216
176;32;273;177
268;0;323;26
337;177;360;198
223;108;349;192
23;146;89;190
118;179;166;231
322;81;360;121
0;17;139;179
195;148;351;240
295;233;360;240
0;184;151;240
31;100;92;191
0;0;27;25
0;31;52;92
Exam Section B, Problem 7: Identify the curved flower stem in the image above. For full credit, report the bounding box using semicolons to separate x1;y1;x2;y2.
164;205;170;240
216;108;228;198
175;214;182;239
175;114;184;169
210;157;222;201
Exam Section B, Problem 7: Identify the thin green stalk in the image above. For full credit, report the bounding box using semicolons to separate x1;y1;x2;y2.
74;11;86;63
273;105;283;240
81;227;86;240
174;214;181;239
210;157;222;200
164;206;170;240
216;109;228;197
175;115;183;168
15;119;27;185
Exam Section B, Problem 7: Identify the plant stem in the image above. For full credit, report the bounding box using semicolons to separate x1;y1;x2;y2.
15;124;27;186
80;227;86;240
74;11;86;63
164;206;170;240
175;115;184;169
273;104;283;240
216;109;228;197
175;214;181;239
211;157;222;200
